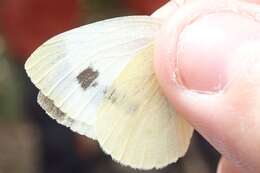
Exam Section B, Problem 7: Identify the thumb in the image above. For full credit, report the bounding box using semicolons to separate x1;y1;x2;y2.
154;1;260;172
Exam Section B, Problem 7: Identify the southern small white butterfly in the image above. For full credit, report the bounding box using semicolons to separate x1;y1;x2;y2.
25;15;194;170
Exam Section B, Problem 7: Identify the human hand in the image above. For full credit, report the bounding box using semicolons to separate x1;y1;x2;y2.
153;1;260;173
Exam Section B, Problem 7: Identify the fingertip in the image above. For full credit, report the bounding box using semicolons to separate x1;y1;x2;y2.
154;2;260;171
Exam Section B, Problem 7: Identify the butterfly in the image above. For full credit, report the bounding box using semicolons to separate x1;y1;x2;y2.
25;15;194;170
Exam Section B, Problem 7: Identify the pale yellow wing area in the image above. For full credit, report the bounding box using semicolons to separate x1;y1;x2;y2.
96;45;194;170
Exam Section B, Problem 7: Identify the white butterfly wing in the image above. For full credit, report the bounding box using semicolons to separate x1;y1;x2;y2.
25;16;161;139
96;45;194;169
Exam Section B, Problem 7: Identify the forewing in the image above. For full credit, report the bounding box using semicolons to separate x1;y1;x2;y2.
25;16;161;139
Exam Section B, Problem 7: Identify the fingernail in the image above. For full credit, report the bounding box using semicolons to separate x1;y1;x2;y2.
175;12;260;93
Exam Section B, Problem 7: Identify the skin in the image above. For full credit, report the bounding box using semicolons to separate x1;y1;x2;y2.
153;0;260;173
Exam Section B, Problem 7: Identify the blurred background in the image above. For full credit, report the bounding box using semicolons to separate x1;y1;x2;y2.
0;0;220;173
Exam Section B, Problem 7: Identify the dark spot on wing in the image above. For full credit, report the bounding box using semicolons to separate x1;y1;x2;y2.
37;92;66;120
107;89;116;99
38;92;76;126
107;89;117;103
103;88;140;115
104;88;118;103
77;67;99;90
